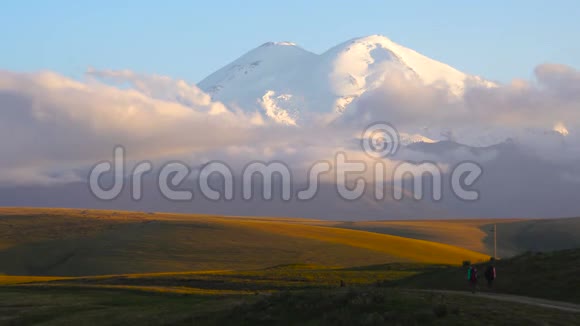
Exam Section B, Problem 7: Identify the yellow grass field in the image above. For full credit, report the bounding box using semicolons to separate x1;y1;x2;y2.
0;208;489;276
328;219;518;255
0;263;418;296
1;208;579;326
329;217;580;257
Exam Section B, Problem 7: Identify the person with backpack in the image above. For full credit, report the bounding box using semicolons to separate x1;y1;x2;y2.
485;264;496;289
467;265;478;293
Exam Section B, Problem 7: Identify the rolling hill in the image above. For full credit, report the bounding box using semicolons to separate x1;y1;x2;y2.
1;207;580;325
330;217;580;257
0;208;488;276
395;248;580;304
2;253;579;325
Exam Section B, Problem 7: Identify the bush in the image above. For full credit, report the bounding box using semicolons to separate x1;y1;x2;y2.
361;312;384;325
450;305;460;315
432;303;448;318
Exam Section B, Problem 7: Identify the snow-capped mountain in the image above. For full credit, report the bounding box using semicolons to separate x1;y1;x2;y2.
198;35;495;125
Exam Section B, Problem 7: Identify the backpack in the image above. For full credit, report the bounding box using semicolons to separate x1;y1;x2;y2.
470;267;478;281
467;267;477;281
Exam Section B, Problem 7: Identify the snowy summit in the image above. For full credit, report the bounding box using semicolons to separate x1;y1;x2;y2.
198;35;495;125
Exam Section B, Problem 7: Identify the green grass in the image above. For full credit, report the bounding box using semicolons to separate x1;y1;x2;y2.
392;249;580;304
208;287;580;326
1;264;417;294
1;286;577;326
0;287;231;326
1;246;579;325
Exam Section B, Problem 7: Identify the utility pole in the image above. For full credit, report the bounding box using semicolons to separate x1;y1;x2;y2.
493;223;497;260
489;224;498;260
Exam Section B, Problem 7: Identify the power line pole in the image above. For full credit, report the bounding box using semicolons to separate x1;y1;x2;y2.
493;223;497;259
489;224;498;260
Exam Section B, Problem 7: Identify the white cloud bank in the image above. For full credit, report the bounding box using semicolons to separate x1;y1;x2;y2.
0;70;273;184
0;63;579;186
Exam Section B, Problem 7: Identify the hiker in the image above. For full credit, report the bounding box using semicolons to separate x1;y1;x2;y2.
485;264;496;289
467;265;478;293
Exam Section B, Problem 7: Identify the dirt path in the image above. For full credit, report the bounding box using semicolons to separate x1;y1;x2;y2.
418;289;580;313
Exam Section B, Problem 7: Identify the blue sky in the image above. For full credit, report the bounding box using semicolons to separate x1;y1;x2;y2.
2;0;579;83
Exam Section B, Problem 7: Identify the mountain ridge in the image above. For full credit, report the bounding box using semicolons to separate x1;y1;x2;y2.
198;35;495;125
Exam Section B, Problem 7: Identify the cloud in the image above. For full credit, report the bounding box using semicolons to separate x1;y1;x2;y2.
86;68;226;114
3;65;580;219
0;69;382;186
0;70;278;184
535;63;580;99
1;64;580;188
348;63;580;158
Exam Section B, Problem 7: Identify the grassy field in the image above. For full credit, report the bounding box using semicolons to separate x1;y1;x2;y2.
0;263;420;294
393;249;580;304
1;207;579;325
479;218;580;257
331;217;580;258
1;284;578;325
0;208;489;276
1;252;579;324
0;287;228;326
214;287;580;326
1;262;579;325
